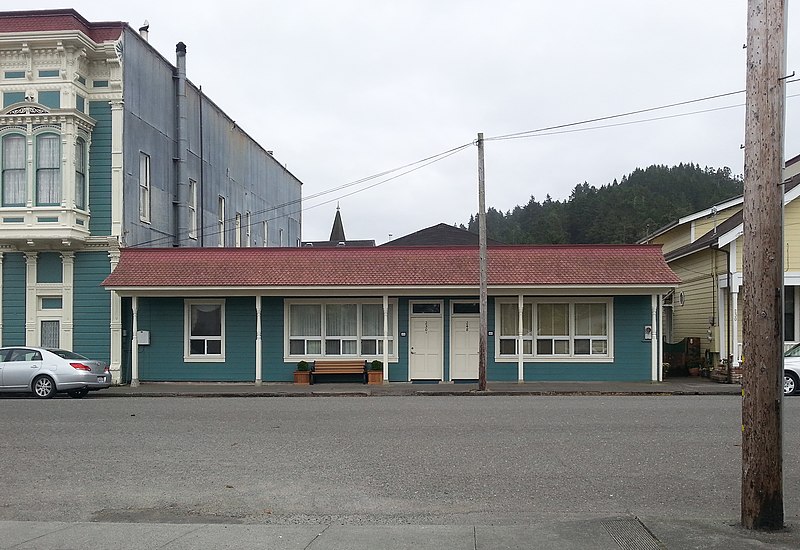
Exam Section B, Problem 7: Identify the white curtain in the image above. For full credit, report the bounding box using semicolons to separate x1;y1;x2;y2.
2;135;26;206
326;304;357;337
290;304;321;337
362;304;393;336
36;134;60;205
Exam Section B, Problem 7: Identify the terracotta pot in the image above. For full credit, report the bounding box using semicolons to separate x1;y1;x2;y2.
294;370;310;385
367;370;383;385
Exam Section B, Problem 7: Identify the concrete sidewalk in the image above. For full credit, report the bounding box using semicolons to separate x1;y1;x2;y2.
1;517;798;549
98;376;743;398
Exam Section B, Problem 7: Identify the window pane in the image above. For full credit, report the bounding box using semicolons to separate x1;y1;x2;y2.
191;304;221;336
554;340;569;354
412;303;440;314
361;304;381;336
289;340;305;355
307;340;321;354
576;303;607;336
206;340;222;354
326;304;356;336
342;340;357;354
574;339;590;355
290;305;321;336
592;340;608;354
325;340;341;355
500;304;517;336
537;339;552;355
500;339;516;355
453;302;480;314
523;339;532;354
361;339;377;355
190;339;205;355
538;304;569;336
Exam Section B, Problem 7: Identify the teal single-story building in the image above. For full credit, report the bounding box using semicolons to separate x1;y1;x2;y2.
101;244;680;384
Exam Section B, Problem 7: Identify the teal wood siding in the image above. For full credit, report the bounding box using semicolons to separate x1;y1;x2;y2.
389;298;410;381
36;252;62;283
2;253;25;345
72;252;111;361
88;101;112;235
516;295;652;381
261;297;293;382
137;297;256;381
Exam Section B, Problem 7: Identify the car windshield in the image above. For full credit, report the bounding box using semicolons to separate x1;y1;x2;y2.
785;344;800;357
48;349;89;360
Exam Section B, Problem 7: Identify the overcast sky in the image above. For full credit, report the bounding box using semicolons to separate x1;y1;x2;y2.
44;1;800;243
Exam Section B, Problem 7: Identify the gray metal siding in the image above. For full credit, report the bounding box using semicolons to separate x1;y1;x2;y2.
121;29;302;248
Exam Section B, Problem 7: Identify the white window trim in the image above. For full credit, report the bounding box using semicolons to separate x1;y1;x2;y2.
245;211;251;247
184;299;226;362
188;179;197;240
217;196;225;247
234;213;242;247
139;152;151;223
284;298;399;362
494;297;614;363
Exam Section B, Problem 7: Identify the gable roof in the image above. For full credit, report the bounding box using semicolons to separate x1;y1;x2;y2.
664;173;800;262
0;9;125;43
102;245;679;291
381;223;503;247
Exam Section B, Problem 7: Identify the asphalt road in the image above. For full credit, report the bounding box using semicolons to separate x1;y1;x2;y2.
1;396;797;526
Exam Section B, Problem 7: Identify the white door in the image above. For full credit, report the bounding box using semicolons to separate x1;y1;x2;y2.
451;316;479;379
409;317;443;380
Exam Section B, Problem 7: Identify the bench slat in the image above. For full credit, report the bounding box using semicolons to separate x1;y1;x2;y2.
310;360;368;385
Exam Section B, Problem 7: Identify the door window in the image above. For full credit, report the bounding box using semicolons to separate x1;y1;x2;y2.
40;320;60;348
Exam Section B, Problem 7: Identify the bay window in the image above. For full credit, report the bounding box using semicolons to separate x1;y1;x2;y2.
287;301;396;358
496;299;611;360
75;138;86;209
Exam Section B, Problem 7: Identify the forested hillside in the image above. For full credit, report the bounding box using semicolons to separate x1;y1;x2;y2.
463;163;743;244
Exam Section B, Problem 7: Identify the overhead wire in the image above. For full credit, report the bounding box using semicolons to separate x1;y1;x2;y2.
131;79;799;247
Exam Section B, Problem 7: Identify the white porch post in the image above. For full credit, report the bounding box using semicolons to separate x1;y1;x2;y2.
732;289;740;365
24;252;37;345
61;252;74;350
108;249;122;383
657;294;663;381
517;294;524;382
383;295;389;381
255;295;262;385
0;253;4;346
131;295;139;387
718;285;728;362
651;294;658;382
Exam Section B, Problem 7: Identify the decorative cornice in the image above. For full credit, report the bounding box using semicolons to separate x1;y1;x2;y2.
5;105;48;115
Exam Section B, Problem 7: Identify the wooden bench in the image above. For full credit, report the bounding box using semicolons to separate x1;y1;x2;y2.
309;360;368;385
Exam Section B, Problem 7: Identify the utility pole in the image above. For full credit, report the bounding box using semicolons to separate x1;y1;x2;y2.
741;0;787;531
477;133;488;391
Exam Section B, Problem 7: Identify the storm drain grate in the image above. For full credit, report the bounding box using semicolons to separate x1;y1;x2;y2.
601;517;665;550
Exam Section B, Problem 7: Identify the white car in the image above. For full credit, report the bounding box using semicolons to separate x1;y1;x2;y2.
0;346;111;399
784;343;800;396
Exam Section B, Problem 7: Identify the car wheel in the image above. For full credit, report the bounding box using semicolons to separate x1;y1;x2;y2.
32;375;56;399
68;388;89;399
784;371;799;396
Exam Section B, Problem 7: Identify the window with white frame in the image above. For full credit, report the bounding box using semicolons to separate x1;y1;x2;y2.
188;179;197;239
185;300;224;360
498;303;532;355
234;213;242;247
139;152;150;222
245;211;251;247
36;133;60;206
75;138;86;210
287;301;396;358
496;299;611;359
217;196;225;246
1;133;26;206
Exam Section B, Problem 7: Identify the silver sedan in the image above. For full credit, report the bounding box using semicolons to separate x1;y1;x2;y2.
0;346;111;399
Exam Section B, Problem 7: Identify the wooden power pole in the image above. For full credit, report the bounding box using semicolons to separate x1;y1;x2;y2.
741;0;787;531
477;133;488;391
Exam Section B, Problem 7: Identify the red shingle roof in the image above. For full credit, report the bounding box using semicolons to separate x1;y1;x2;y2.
102;245;680;289
0;9;125;42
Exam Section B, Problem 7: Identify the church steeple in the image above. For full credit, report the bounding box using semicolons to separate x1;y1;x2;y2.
329;203;346;242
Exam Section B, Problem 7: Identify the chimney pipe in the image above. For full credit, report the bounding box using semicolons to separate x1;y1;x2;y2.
139;20;149;42
175;42;189;245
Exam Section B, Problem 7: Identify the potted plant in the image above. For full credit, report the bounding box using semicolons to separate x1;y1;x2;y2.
368;360;383;385
294;360;310;385
687;362;701;377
